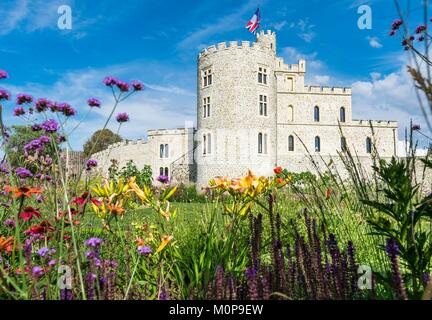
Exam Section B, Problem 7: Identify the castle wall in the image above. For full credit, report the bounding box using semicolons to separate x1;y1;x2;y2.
91;128;194;183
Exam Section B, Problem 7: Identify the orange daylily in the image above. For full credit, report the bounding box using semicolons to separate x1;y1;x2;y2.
156;235;173;254
0;236;14;254
3;185;43;198
107;204;125;216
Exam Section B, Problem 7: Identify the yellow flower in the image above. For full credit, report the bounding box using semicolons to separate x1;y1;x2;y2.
156;235;173;253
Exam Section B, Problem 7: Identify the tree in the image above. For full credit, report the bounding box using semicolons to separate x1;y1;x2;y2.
83;129;122;158
4;125;58;169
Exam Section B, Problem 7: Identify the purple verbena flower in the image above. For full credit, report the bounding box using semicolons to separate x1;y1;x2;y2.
131;80;144;91
31;124;43;131
0;89;10;101
41;119;59;133
15;167;33;179
35;98;53;113
157;175;169;184
392;19;403;30
86;159;97;171
116;112;129;123
3;219;15;228
13;106;26;116
138;246;152;256
0;70;8;79
116;80;130;92
416;25;427;34
16;93;33;105
85;237;104;248
87;98;101;108
37;247;49;258
103;76;119;87
32;266;44;278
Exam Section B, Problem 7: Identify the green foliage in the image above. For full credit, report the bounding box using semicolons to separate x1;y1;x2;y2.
117;160;153;187
4;125;58;170
361;157;432;298
83;129;122;158
169;184;208;203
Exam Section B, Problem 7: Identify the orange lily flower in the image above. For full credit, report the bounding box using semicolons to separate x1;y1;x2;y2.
0;236;14;254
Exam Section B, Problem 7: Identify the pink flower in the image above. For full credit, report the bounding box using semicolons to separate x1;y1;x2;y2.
0;70;8;79
103;76;119;87
16;93;33;105
131;80;144;91
392;19;403;30
0;89;10;101
116;80;130;92
116;112;129;123
13;106;26;116
87;98;101;108
416;25;427;34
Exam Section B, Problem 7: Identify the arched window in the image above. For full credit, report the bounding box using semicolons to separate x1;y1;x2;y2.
340;107;346;123
160;144;164;158
288;105;294;122
314;106;320;122
258;133;263;154
207;133;212;154
203;135;207;155
315;136;321;152
366;137;372;154
164;167;169;177
288;135;294;151
341;137;347;151
164;144;169;158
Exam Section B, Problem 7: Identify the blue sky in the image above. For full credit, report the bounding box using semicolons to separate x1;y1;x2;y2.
0;0;430;150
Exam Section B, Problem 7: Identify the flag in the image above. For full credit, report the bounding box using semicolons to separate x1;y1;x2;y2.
246;8;261;34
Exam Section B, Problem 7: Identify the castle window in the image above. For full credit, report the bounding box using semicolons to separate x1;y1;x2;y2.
159;167;169;177
258;133;268;154
288;135;294;151
288;105;294;122
315;136;321;152
203;68;212;87
366;137;372;154
203;135;207;155
314;106;320;122
258;67;268;85
203;97;211;118
259;95;268;116
340;107;346;123
341;137;347;151
160;144;169;159
207;133;212;154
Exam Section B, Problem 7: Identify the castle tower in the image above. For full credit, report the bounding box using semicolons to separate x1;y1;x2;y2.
195;30;278;186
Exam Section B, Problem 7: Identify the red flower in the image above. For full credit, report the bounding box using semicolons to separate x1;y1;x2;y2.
72;192;101;208
277;178;285;185
24;220;55;236
19;206;41;222
274;166;283;174
325;188;333;200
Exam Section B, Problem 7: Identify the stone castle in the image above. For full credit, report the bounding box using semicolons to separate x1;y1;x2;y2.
92;30;398;186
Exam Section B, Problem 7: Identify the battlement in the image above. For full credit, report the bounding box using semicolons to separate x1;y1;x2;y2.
199;36;275;59
276;57;306;73
352;119;398;127
304;86;352;95
148;127;194;136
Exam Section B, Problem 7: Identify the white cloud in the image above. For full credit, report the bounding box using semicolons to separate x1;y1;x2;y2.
177;0;265;50
269;21;287;31
367;36;383;48
351;63;430;146
288;18;316;43
2;62;196;151
312;75;331;85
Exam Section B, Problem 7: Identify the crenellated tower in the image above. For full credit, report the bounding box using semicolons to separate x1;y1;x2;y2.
195;30;278;185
